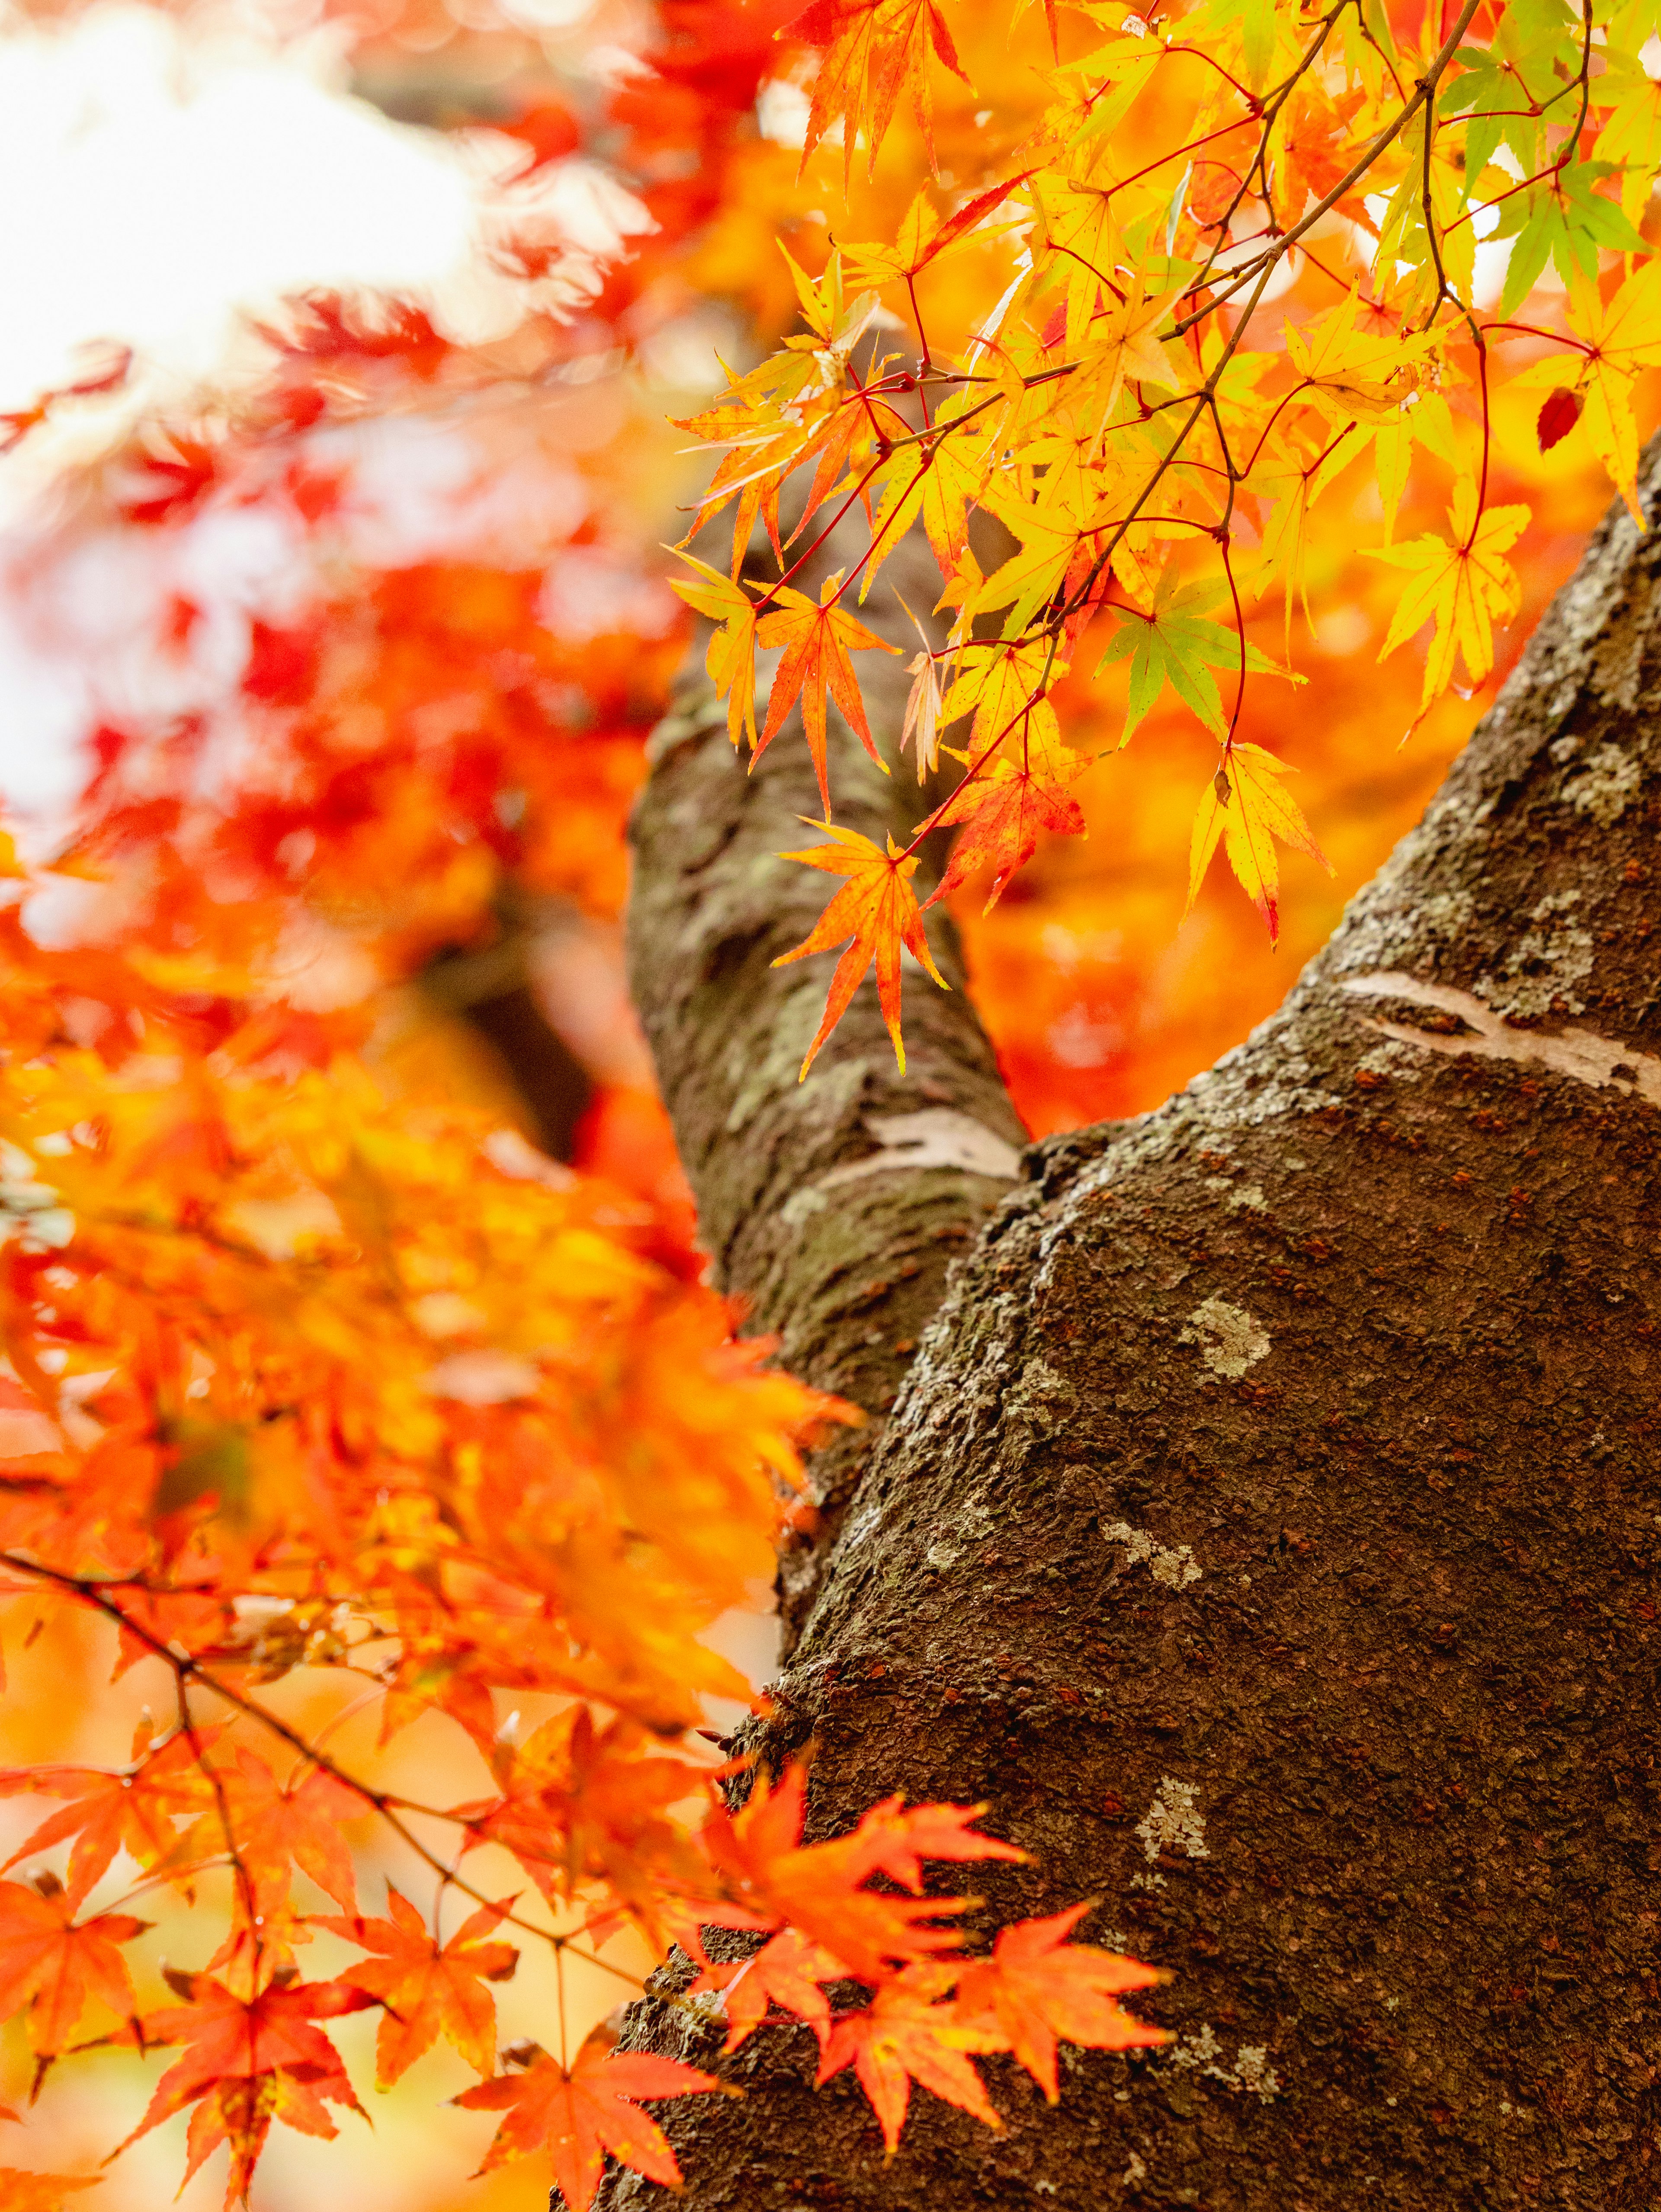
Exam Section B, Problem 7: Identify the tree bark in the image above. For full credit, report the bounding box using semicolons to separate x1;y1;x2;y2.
613;451;1661;2212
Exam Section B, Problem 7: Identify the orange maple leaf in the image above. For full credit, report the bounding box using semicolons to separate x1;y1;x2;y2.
924;757;1087;914
0;1722;221;1908
701;1765;1024;1982
209;1749;362;1919
953;1903;1166;2101
0;1876;145;2057
0;2174;98;2211
756;576;898;814
815;1965;1007;2154
690;1924;847;2052
772;823;947;1079
117;1973;374;2206
455;1707;709;1946
317;1888;517;2085
786;0;972;177
452;2029;727;2211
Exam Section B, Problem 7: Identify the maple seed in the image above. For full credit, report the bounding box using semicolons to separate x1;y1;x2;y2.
1536;386;1585;455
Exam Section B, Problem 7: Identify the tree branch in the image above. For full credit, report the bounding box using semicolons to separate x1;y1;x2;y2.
627;519;1027;1636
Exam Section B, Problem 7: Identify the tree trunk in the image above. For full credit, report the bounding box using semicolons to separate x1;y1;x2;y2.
613;452;1661;2212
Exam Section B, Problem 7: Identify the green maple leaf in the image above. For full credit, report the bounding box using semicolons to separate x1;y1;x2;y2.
1443;0;1578;176
1097;572;1298;745
1497;163;1645;317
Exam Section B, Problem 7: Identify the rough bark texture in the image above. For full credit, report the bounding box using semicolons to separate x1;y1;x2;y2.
611;452;1661;2212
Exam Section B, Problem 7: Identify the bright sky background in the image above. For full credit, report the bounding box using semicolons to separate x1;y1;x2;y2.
0;0;651;817
0;4;500;422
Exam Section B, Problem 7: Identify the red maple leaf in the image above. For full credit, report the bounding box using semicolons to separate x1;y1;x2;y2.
1537;386;1586;453
316;1888;517;2085
953;1904;1167;2100
116;1972;375;2206
0;1875;145;2056
453;2029;727;2211
924;759;1087;914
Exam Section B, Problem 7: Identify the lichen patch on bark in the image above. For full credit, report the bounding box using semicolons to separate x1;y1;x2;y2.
1179;1295;1271;1381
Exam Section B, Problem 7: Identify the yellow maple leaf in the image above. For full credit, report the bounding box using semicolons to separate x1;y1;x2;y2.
1510;266;1661;525
1284;288;1435;423
1080;269;1186;421
1369;478;1530;714
772;822;948;1079
668;551;763;749
1185;741;1333;944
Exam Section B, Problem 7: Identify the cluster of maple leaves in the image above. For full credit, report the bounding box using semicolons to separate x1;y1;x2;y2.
676;0;1661;1077
0;5;1187;2206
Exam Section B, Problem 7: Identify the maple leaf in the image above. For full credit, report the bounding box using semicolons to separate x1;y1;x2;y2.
693;1925;847;2052
1077;269;1185;420
701;1765;1025;1982
116;1972;375;2206
1510;266;1661;522
900;645;946;778
0;2174;98;2211
923;754;1086;912
836;1793;1028;1890
973;491;1084;640
668;552;764;749
815;1965;1007;2154
1279;79;1368;207
1185;741;1333;944
1283;288;1435;423
787;0;972;179
0;1720;221;1908
756;576;899;814
1098;568;1299;744
453;2029;727;2210
1370;479;1530;714
1494;162;1643;320
1536;386;1584;454
212;1748;362;1918
840;175;1032;287
453;1707;709;1946
0;1877;144;2057
953;1904;1166;2100
771;823;946;1079
317;1888;516;2085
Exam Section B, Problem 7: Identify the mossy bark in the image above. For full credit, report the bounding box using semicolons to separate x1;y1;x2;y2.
608;454;1661;2211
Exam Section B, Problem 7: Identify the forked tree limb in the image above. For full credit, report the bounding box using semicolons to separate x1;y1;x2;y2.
613;450;1661;2210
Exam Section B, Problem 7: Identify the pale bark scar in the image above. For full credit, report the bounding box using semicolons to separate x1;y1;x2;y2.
1342;971;1661;1104
813;1109;1023;1191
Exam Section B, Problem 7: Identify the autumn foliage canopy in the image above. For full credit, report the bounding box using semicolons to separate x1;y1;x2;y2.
0;0;1653;2202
